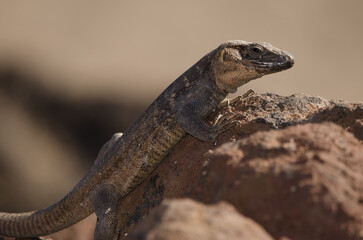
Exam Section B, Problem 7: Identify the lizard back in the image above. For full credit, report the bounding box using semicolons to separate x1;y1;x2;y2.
0;47;218;238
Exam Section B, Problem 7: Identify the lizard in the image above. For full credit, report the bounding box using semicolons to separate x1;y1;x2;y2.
0;40;294;240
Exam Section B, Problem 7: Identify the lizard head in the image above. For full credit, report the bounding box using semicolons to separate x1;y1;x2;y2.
211;40;294;93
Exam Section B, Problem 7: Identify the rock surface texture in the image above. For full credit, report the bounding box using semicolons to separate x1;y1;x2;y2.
191;122;363;240
128;199;274;240
115;92;363;240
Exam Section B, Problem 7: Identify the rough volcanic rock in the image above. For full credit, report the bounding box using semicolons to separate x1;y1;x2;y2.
210;92;363;140
190;122;363;240
128;199;273;240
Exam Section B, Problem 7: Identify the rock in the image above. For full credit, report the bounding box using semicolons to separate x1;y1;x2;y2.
190;122;363;240
128;198;273;240
210;92;363;140
113;92;363;239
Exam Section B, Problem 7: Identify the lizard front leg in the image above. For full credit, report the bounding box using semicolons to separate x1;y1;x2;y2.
175;101;230;142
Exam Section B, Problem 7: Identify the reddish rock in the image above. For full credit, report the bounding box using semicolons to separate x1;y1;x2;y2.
347;118;363;141
190;122;363;240
128;199;274;240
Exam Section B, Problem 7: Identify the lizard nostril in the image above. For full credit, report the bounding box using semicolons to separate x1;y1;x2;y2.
286;54;295;66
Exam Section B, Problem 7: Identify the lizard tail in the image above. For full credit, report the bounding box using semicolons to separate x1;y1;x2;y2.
0;185;94;238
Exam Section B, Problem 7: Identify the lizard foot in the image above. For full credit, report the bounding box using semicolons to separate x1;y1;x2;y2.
209;112;245;144
90;184;121;240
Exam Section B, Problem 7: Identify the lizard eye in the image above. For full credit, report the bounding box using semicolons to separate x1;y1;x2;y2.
251;46;263;54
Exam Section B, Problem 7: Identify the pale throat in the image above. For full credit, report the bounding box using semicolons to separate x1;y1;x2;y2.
213;63;263;93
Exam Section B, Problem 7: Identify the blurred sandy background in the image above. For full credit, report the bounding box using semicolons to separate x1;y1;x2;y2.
0;1;362;239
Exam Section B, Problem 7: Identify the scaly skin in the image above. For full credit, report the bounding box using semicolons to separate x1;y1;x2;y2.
0;40;294;239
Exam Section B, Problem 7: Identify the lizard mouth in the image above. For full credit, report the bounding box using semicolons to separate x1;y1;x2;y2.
259;58;294;68
253;54;294;73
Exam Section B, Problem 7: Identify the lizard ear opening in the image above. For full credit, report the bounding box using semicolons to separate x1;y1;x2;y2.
217;48;242;63
219;49;226;63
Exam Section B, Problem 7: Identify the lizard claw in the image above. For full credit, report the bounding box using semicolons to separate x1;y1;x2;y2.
210;112;245;140
212;112;245;127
